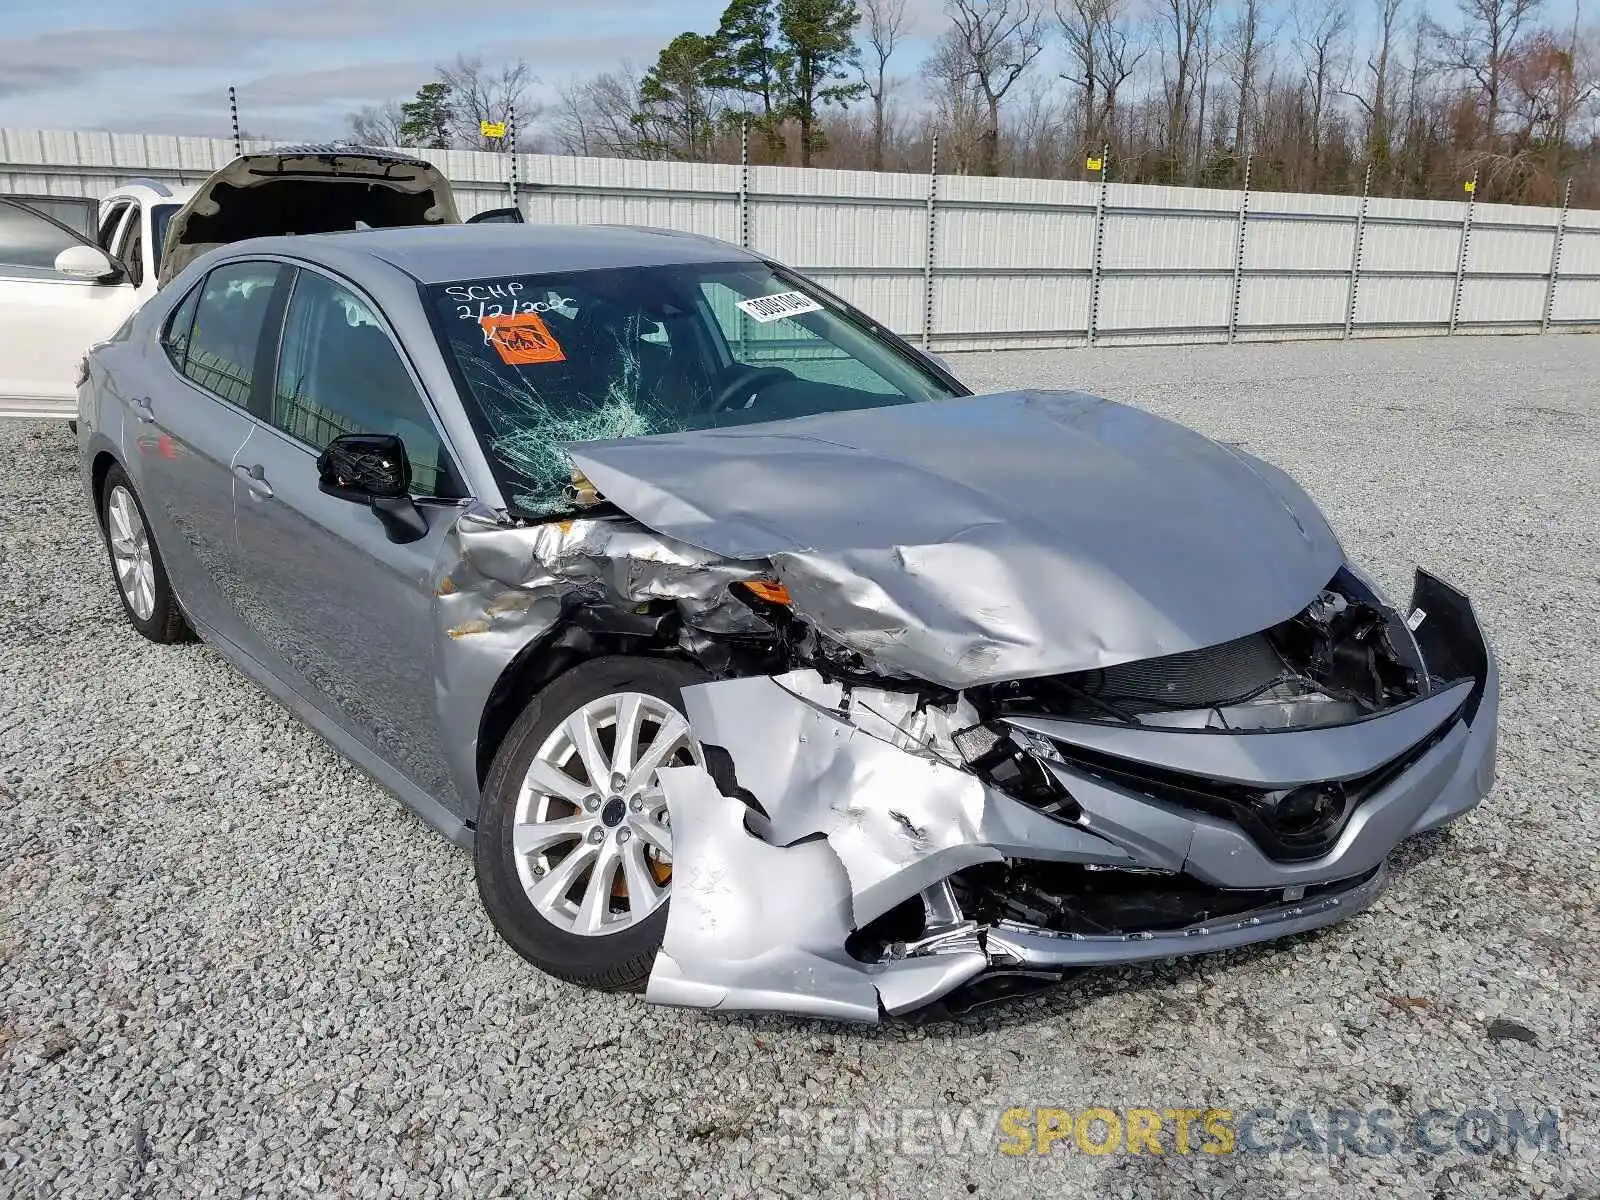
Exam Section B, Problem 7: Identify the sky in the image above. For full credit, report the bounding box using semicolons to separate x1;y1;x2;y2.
0;0;946;140
0;0;1586;142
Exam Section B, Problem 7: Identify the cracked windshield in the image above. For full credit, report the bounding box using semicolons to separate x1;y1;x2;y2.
428;262;958;516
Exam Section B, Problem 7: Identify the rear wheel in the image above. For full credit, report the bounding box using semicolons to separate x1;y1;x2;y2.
98;465;188;643
475;656;707;991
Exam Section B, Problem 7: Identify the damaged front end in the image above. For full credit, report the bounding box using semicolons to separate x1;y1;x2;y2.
435;392;1496;1020
645;567;1496;1021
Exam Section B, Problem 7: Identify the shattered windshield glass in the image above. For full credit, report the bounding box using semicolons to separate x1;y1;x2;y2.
426;261;960;517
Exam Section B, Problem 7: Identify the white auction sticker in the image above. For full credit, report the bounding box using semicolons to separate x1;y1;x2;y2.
736;290;824;323
1406;608;1427;631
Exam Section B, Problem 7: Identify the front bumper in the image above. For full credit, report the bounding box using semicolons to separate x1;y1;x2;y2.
647;569;1498;1021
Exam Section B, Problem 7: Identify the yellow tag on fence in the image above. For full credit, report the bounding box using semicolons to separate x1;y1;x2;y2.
1087;157;1103;172
481;120;507;139
1463;179;1476;194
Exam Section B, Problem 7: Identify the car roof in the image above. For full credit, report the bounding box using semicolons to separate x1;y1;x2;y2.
103;179;196;204
230;223;762;284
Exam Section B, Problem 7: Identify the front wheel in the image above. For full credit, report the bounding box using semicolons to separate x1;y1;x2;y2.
474;656;707;992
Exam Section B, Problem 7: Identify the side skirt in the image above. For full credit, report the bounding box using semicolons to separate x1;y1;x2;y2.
185;613;474;850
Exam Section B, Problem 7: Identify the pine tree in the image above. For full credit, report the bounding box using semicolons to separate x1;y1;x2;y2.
398;82;455;150
778;0;866;165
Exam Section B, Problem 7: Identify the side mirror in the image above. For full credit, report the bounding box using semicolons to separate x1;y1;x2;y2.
465;206;524;224
316;433;428;544
54;244;121;281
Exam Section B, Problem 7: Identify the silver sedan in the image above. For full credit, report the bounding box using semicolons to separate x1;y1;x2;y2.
77;224;1498;1021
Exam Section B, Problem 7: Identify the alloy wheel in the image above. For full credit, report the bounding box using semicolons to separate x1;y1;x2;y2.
107;485;156;622
512;691;700;937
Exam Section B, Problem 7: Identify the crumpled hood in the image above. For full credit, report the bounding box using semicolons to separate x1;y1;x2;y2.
567;390;1345;688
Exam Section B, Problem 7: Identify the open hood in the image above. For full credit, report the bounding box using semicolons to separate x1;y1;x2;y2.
158;145;460;285
567;390;1346;689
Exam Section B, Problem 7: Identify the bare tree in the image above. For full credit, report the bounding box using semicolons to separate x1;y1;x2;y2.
1293;0;1352;171
856;0;908;169
1055;0;1148;150
347;101;406;147
1224;0;1272;153
556;79;597;156
1427;0;1546;144
1008;79;1070;174
555;69;649;157
439;55;537;150
945;0;1047;175
922;27;989;172
1344;0;1406;165
1504;27;1594;145
1157;0;1217;172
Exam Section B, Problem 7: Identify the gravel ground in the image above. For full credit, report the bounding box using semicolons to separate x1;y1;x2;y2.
2;332;1597;1199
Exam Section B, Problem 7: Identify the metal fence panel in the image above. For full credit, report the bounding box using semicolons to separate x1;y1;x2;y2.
1457;277;1548;325
1356;275;1456;328
1238;275;1349;329
935;207;1096;270
1551;277;1600;324
1098;273;1233;335
1100;211;1237;272
1243;217;1353;273
936;275;1090;338
2;126;1596;349
1557;227;1600;274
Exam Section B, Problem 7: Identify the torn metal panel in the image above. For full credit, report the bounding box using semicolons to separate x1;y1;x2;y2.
874;949;989;1017
679;671;1132;925
430;506;769;813
984;864;1390;970
568;390;1345;688
1004;679;1475;788
645;765;881;1022
648;765;992;1021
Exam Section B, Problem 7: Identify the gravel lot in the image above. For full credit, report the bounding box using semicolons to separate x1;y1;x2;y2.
2;332;1597;1199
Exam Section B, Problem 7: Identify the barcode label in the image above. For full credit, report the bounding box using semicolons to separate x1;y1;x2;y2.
736;290;824;323
1406;608;1427;631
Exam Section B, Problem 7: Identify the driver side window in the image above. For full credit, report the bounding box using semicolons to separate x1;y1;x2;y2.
0;199;97;281
272;269;461;499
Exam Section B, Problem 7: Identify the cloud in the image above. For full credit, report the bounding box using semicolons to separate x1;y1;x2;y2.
100;110;336;141
0;0;714;136
492;34;681;76
189;61;436;109
0;64;86;99
0;0;513;101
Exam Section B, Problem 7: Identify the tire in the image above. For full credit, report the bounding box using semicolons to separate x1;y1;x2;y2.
475;655;709;992
98;464;188;644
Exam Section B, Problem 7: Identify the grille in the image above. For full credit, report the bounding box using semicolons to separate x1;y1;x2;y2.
1080;632;1287;711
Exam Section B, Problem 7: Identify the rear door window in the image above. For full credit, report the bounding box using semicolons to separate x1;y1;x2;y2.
161;283;202;369
182;261;288;408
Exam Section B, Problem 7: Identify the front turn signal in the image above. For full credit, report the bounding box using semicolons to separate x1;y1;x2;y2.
739;579;792;606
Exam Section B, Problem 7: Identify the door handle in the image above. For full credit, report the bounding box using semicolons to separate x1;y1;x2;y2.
130;395;154;423
233;462;274;499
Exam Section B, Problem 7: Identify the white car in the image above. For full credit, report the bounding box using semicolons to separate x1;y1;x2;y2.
0;145;513;420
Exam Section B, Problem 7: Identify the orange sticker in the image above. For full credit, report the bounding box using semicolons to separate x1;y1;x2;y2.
479;312;566;365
